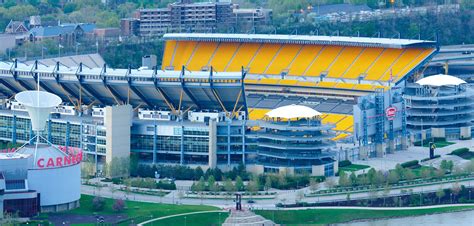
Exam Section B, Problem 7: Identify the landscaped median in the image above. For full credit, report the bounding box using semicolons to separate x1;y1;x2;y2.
255;205;474;225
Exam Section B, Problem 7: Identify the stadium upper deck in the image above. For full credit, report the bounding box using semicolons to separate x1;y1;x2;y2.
162;33;437;91
0;60;246;114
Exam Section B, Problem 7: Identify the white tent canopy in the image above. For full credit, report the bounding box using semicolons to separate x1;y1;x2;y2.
265;104;322;119
416;74;466;87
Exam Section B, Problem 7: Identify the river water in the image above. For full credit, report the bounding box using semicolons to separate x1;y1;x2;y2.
338;210;474;226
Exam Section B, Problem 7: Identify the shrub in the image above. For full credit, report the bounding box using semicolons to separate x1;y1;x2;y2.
401;160;419;168
92;196;105;211
157;181;177;190
420;155;441;162
339;160;352;167
112;199;125;212
451;148;469;156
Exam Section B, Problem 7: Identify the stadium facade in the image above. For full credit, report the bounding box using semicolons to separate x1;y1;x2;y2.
404;74;474;141
0;33;440;177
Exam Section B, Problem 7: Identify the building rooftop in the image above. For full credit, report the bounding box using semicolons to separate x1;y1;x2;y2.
0;152;31;160
164;33;436;48
416;74;466;87
266;104;322;119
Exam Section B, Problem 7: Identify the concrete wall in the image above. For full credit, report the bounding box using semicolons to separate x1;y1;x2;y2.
431;127;446;139
461;126;471;139
105;105;132;177
28;164;80;207
208;119;217;169
312;165;324;176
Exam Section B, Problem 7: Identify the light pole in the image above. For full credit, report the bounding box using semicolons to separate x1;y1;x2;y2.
184;216;187;226
218;212;221;224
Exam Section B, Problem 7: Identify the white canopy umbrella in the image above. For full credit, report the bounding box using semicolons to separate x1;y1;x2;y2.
265;104;322;119
416;74;466;87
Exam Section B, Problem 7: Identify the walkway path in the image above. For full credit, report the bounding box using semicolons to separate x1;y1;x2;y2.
223;210;275;226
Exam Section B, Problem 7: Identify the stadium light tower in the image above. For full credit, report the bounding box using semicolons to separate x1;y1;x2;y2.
14;79;62;161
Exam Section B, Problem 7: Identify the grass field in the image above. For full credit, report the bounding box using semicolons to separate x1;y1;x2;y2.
339;164;371;172
48;195;219;225
144;212;229;226
416;140;455;148
255;206;474;225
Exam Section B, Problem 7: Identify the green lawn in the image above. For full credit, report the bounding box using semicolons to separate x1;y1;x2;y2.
417;140;455;148
339;164;371;172
55;195;219;224
145;212;229;226
255;206;474;225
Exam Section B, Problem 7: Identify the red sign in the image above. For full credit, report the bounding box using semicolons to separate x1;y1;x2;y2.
37;151;83;169
386;106;397;120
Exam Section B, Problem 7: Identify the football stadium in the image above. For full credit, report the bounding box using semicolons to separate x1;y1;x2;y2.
0;33;445;177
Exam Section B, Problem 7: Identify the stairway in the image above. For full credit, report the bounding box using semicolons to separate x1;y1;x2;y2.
222;210;276;226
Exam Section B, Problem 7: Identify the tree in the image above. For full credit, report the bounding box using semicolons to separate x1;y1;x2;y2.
447;160;454;173
224;178;236;193
388;171;400;184
194;167;204;180
367;168;377;185
435;169;445;178
296;190;304;203
265;176;272;191
112;199;125;212
106;157;130;178
452;182;461;201
235;176;245;191
92;196;105;211
338;171;350;187
309;178;319;193
436;187;445;204
405;169;417;181
349;172;357;186
325;177;336;189
195;176;206;192
440;160;449;173
421;168;431;179
208;175;218;192
246;177;259;194
395;164;405;180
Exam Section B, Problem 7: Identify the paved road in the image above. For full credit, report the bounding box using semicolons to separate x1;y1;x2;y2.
81;178;474;210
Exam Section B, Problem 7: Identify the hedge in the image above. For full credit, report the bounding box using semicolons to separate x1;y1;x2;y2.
338;160;352;167
451;148;470;156
401;160;419;168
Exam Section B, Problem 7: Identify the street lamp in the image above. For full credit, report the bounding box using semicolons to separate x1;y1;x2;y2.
184;216;187;226
218;212;221;224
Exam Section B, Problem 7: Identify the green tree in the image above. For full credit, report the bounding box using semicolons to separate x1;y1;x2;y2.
194;176;206;192
208;175;218;192
387;171;400;184
349;172;357;186
265;176;272;191
235;176;245;191
338;170;350;187
436;187;445;204
224;178;235;193
309;178;319;193
405;169;416;181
